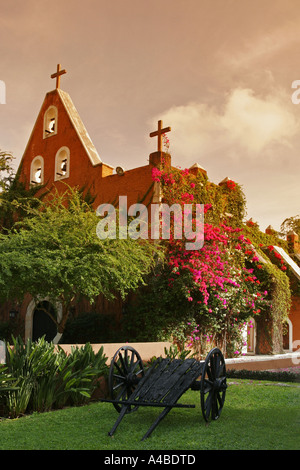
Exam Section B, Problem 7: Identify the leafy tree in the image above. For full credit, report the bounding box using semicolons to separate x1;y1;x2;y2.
0;188;162;334
0;153;48;232
0;150;14;192
281;215;300;238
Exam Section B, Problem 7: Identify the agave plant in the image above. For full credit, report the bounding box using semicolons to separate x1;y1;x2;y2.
64;343;108;406
3;336;108;417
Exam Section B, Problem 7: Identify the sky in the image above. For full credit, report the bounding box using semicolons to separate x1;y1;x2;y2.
0;0;299;232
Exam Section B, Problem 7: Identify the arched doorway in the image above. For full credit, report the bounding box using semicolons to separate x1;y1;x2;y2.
26;298;63;343
32;300;57;342
283;319;293;351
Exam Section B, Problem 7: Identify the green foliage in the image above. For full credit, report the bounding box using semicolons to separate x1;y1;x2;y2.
0;187;162;333
251;257;292;352
146;344;195;366
158;165;247;227
122;277;196;343
0;364;19;400
254;258;291;324
281;214;300;238
227;368;300;383
0;160;48;232
1;336;108;417
163;344;195;361
243;223;288;251
0;150;14;192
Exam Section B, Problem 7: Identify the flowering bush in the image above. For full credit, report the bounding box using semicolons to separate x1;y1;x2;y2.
267;246;288;272
125;164;272;357
124;160;292;356
162;133;170;153
160;221;270;356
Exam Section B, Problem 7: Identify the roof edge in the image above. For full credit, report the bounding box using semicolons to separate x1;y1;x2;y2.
57;88;102;166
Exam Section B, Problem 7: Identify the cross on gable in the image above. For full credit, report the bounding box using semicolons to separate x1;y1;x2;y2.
51;64;67;89
150;120;171;152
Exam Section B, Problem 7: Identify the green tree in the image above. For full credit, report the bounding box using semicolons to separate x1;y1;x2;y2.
0;150;14;192
0;188;162;334
0;153;48;232
281;215;300;238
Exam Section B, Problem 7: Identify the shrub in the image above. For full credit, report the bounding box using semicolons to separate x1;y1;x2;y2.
226;368;300;383
0;336;108;418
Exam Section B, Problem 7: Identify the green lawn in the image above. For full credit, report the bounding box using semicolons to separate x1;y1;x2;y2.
0;380;299;450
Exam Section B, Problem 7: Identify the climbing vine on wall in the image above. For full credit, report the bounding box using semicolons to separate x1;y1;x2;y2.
152;164;247;227
125;161;293;357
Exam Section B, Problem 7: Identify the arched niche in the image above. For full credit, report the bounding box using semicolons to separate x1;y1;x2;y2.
54;146;70;181
43;105;58;138
30;155;44;185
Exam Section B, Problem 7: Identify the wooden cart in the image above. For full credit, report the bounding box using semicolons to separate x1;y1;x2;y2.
102;345;227;440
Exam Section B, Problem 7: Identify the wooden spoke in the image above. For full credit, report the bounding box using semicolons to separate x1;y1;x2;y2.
108;346;145;413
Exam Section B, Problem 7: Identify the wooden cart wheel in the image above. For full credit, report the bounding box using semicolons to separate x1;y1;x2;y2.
108;345;145;413
200;347;227;422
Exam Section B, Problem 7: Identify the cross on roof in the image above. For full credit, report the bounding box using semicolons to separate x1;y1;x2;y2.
51;64;67;89
149;120;171;152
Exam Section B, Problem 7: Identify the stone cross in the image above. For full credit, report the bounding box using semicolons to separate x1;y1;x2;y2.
150;120;171;152
51;64;67;89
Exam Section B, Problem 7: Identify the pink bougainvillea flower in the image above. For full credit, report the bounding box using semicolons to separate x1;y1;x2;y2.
151;167;162;182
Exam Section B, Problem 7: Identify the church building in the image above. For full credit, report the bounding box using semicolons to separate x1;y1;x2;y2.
18;64;167;211
11;64;198;344
3;65;300;354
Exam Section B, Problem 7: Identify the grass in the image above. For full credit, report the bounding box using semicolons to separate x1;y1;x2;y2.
0;380;299;450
